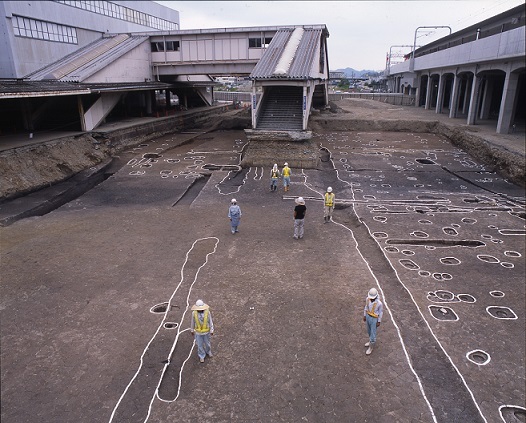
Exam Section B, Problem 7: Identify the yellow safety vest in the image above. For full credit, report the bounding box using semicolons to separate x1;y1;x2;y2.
324;192;335;207
282;167;290;177
366;301;379;318
193;309;210;334
271;170;279;178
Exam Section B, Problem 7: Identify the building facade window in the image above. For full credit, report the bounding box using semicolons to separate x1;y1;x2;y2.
249;36;272;48
12;15;78;44
54;0;179;31
151;41;180;52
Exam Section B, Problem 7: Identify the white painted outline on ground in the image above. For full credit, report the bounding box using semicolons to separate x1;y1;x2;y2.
498;405;526;422
486;306;518;320
109;236;219;423
319;142;489;423
466;349;491;366
428;305;459;321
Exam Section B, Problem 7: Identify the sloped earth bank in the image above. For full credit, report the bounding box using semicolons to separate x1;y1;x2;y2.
1;118;524;422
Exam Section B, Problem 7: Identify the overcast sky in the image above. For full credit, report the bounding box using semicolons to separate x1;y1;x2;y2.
156;0;524;71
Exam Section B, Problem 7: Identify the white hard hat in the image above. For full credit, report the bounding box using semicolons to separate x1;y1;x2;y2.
327;187;333;192
231;198;237;204
273;163;278;167
191;299;209;311
368;288;378;299
295;197;305;205
284;162;288;166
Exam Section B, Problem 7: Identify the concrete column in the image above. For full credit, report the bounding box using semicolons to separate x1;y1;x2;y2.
467;74;482;125
462;76;472;115
251;85;257;129
77;96;86;132
425;76;433;110
435;74;444;114
479;78;493;120
145;91;152;115
414;75;421;107
449;74;461;118
497;69;519;134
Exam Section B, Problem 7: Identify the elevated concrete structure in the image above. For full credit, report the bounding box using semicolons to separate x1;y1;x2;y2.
386;5;525;135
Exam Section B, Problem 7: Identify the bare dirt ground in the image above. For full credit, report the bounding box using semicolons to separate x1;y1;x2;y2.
1;100;525;423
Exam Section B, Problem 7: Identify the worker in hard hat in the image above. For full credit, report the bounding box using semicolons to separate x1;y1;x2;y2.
282;162;291;192
270;163;280;192
190;299;214;363
324;187;335;223
228;198;242;234
363;288;383;355
293;197;306;239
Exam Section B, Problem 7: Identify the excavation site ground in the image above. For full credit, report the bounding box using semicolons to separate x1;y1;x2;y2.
0;100;525;423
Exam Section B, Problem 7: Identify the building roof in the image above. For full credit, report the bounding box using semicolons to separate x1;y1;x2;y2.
250;26;327;80
26;34;149;82
0;80;172;99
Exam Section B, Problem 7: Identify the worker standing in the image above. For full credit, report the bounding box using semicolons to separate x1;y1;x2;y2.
363;288;383;355
324;186;335;223
270;163;280;192
282;162;291;192
190;299;214;363
228;198;241;234
293;197;306;239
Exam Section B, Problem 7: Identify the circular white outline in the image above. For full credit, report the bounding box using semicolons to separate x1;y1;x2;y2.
428;305;459;321
466;349;491;366
499;405;526;423
486;306;518;320
490;290;505;298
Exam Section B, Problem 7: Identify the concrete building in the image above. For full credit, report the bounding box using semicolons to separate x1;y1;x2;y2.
386;5;525;134
0;0;329;139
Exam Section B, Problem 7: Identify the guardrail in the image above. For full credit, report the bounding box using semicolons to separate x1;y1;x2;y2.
329;92;415;106
215;91;415;107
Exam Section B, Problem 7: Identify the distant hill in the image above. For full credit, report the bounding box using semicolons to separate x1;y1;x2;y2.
334;67;382;78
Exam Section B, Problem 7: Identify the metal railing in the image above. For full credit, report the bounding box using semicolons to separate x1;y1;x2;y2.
329;92;415;106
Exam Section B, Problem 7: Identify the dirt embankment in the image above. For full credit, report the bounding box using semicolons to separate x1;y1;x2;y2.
0;107;251;201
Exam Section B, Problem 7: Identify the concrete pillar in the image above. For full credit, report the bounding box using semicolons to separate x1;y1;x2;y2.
479;78;493;120
251;85;257;129
467;74;482;125
414;75;421;107
145;91;152;115
462;76;472;115
425;75;433;110
436;74;444;114
449;74;461;118
497;69;519;134
77;96;86;132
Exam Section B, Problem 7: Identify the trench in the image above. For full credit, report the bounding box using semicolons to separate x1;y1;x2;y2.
0;161;115;227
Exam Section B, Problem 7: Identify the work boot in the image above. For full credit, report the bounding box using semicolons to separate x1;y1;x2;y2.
366;343;374;355
199;357;205;363
365;341;370;347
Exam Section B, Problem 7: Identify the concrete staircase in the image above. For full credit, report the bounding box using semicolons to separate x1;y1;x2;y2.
257;87;303;130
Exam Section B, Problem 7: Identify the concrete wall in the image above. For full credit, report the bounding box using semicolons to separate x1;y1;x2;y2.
0;0;180;78
84;41;153;83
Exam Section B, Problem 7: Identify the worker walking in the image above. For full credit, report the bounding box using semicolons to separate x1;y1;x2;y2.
324;186;335;223
270;163;280;192
293;197;306;239
363;288;383;355
282;162;291;192
228;198;241;234
190;299;214;363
